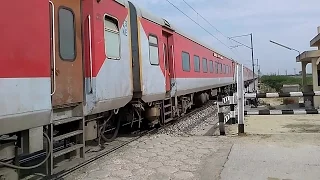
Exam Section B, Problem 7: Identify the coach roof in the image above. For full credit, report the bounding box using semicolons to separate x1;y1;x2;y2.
129;1;235;63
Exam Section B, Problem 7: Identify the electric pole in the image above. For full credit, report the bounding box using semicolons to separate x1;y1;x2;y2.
228;33;256;91
250;33;255;92
256;59;259;85
258;65;261;80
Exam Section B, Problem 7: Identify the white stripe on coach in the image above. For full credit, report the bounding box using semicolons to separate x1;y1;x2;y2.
315;91;320;96
289;92;303;97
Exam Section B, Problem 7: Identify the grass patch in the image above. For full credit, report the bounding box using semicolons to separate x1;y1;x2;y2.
260;75;312;92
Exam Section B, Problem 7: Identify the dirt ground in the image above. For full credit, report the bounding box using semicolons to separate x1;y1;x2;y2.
224;97;320;147
227;114;320;135
216;98;320;180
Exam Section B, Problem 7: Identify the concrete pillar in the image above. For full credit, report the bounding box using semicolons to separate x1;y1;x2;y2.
301;62;307;91
318;26;320;50
312;59;320;108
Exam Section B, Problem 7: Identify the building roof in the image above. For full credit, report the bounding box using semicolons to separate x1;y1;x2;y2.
310;33;320;47
296;50;320;62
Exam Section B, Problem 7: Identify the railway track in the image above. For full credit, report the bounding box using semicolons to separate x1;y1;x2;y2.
23;100;217;180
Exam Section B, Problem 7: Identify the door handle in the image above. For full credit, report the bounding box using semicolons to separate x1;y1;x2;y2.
50;1;56;96
88;15;93;93
171;45;175;78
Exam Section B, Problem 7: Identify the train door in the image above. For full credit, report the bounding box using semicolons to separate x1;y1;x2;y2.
50;0;84;107
162;32;173;92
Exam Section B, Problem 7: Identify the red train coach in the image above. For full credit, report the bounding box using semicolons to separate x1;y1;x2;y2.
0;0;51;136
133;3;237;118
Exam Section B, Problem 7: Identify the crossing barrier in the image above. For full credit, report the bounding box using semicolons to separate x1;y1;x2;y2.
234;63;320;134
245;91;320;98
244;109;320;115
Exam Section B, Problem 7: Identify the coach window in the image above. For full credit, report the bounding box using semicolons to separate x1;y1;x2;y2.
104;16;120;59
149;35;159;65
194;55;200;72
215;62;218;73
59;7;76;61
202;58;208;73
182;52;190;71
209;60;213;73
212;61;215;73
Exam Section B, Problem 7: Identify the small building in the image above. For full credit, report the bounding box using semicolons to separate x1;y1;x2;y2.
297;26;320;108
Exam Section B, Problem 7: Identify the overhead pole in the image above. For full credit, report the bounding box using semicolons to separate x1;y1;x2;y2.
256;58;259;85
250;33;255;92
229;33;256;92
258;65;261;82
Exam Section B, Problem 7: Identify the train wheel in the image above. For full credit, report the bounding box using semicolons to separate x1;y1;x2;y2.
101;115;121;142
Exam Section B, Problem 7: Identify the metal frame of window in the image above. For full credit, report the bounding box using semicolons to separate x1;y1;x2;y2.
202;58;208;73
209;60;213;73
215;62;218;73
182;51;190;72
58;6;76;61
148;34;159;65
194;55;200;72
104;14;121;60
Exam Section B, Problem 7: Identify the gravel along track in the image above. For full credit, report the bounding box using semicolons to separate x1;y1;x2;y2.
157;101;219;136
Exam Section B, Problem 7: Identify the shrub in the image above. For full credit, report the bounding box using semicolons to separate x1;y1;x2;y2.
260;75;312;92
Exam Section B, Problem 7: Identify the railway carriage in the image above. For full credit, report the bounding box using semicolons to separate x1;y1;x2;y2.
133;3;239;121
0;0;256;178
82;0;133;116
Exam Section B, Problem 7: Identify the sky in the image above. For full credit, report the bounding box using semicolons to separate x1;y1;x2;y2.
130;0;320;75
